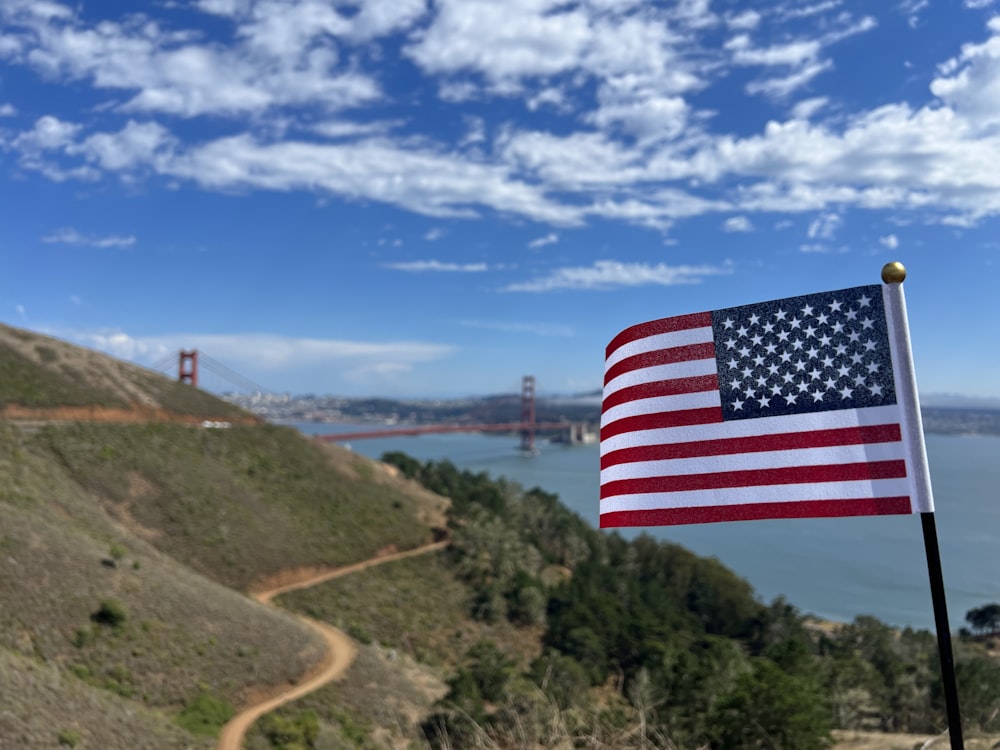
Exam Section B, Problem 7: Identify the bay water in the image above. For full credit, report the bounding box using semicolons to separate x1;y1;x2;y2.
295;422;1000;632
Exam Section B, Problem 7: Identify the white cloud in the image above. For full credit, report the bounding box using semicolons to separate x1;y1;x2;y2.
0;103;16;116
791;96;829;119
62;328;455;382
879;234;900;249
42;227;136;247
503;259;732;292
528;232;558;248
723;216;754;232
964;0;997;7
726;10;761;30
382;260;489;272
807;212;842;239
931;18;1000;129
423;228;445;241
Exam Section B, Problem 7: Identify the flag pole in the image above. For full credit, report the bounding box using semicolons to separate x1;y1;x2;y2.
882;262;964;749
921;511;964;749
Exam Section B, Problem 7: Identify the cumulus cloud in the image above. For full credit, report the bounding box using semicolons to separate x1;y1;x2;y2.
723;215;754;232
503;260;732;292
879;234;900;249
382;260;489;272
528;232;559;248
41;227;136;247
808;212;842;239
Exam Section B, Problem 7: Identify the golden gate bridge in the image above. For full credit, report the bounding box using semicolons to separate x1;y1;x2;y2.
152;349;594;453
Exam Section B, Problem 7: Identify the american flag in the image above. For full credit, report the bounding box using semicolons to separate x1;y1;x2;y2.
600;284;934;528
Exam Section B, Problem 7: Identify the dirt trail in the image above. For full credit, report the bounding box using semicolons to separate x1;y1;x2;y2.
217;540;449;750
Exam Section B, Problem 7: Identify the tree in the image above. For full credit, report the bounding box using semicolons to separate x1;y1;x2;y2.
708;658;832;750
965;603;1000;635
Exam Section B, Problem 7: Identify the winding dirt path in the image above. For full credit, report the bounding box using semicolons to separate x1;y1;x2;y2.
218;540;450;750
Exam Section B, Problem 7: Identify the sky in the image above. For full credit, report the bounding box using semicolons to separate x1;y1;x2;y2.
2;0;1000;399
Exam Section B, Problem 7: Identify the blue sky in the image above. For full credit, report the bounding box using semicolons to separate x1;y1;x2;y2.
2;0;1000;399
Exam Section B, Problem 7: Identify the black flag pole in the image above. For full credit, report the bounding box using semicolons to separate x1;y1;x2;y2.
921;511;964;749
882;262;964;748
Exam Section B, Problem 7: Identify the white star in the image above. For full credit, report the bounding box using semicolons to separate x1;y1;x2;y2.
870;383;884;396
858;293;872;308
754;354;766;367
751;333;764;346
729;358;742;371
742;365;754;378
821;355;835;368
756;375;769;388
777;329;791;342
758;395;772;407
796;381;810;393
864;340;878;352
784;392;799;405
774;308;788;321
763;321;775;334
831;321;845;334
765;342;777;355
805;346;820;359
770;383;783;396
811;390;825;402
801;303;814;317
851;353;863;364
732;398;745;410
866;362;880;374
802;324;817;338
853;374;866;386
782;371;796;384
818;333;832;347
848;330;861;343
722;317;735;329
790;338;804;350
808;368;823;381
737;325;749;337
780;351;793;363
845;309;858;321
839;385;854;399
823;376;838;390
816;312;829;325
738;346;751;358
829;299;843;313
724;338;738;350
749;313;761;326
861;317;875;330
837;364;851;378
767;363;780;376
788;316;801;329
794;360;807;372
835;343;848;356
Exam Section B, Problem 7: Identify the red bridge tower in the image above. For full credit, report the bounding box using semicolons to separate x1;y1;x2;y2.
520;375;536;453
178;350;199;387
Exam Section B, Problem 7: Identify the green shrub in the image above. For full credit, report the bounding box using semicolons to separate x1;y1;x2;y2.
176;688;235;736
91;599;127;629
56;729;81;747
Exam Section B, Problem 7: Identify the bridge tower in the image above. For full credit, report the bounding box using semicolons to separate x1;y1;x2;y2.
178;349;199;387
519;375;536;453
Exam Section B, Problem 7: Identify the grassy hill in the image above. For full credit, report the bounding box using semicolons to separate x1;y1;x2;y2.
0;325;448;748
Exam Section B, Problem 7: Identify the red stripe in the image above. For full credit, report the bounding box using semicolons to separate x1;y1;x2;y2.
599;460;907;499
606;312;713;359
605;342;716;385
600;407;723;441
601;375;719;412
600;423;903;470
599;497;913;527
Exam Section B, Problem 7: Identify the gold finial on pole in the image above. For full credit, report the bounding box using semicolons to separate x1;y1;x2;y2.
881;261;906;284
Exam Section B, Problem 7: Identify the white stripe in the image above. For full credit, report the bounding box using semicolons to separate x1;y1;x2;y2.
599;477;914;512
600;403;903;455
601;390;722;428
604;358;717;398
605;325;714;371
600;442;906;483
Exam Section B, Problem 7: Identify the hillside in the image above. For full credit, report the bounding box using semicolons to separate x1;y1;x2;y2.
0;325;448;748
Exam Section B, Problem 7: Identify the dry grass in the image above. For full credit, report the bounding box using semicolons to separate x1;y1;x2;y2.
832;729;1000;749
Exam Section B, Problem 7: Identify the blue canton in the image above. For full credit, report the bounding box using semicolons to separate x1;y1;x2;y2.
711;285;897;421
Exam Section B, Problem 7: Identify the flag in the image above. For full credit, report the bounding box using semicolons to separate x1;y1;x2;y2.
600;283;934;528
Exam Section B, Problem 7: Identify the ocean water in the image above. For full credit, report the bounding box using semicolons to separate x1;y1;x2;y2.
294;422;1000;632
